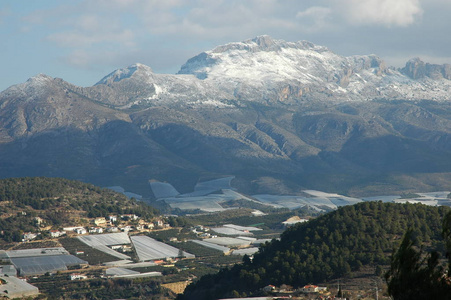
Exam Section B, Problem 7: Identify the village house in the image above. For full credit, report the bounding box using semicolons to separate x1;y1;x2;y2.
301;285;327;294
121;214;139;220
107;227;119;233
262;285;276;293
120;245;132;252
22;232;39;242
49;230;66;238
108;215;118;223
69;273;88;280
75;227;87;235
302;285;319;293
34;217;44;226
94;217;107;226
154;219;164;228
110;245;123;250
120;225;133;232
88;227;103;234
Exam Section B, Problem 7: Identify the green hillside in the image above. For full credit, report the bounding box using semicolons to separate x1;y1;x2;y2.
0;177;158;242
180;202;450;299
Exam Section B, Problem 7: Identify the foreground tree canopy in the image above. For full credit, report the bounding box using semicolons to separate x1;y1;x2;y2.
180;202;451;300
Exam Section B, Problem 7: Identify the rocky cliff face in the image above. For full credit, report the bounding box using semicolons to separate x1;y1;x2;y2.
1;36;451;196
401;57;451;80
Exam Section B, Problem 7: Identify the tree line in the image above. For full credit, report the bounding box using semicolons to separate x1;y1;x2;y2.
179;201;450;299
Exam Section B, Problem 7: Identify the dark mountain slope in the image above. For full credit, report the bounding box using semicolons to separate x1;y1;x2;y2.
1;37;451;196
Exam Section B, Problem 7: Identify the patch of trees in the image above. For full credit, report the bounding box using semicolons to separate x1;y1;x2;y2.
385;211;451;299
179;202;450;300
0;177;159;242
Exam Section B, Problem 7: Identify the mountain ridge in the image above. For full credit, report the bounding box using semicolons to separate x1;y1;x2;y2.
0;36;451;197
4;35;450;107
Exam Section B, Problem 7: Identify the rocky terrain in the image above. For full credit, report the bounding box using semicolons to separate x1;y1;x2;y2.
1;36;451;197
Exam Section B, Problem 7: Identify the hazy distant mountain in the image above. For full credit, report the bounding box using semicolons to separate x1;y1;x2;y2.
1;36;451;197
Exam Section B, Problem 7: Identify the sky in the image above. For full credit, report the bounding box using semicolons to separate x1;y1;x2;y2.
1;0;451;91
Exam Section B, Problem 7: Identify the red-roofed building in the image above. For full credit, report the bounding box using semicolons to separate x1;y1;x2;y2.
302;285;319;293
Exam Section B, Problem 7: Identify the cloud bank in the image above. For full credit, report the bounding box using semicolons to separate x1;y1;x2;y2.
341;0;423;27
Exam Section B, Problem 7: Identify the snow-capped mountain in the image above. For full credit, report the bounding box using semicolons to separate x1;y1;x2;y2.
1;36;451;197
86;35;451;108
177;35;451;103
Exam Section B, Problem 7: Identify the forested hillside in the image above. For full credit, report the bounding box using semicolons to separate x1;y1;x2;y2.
0;177;157;242
180;202;450;299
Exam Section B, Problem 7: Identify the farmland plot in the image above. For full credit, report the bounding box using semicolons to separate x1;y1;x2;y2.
211;224;261;236
77;233;132;260
202;237;252;248
190;240;230;254
130;236;194;261
232;247;259;256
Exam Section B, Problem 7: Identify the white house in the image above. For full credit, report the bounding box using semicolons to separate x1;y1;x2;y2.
22;232;39;242
120;225;133;232
107;227;119;233
89;227;104;234
75;228;87;235
69;273;87;280
121;214;139;220
49;230;66;238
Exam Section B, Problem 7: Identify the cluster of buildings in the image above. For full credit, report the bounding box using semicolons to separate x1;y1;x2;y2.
259;284;332;299
191;225;218;239
21;214;170;242
218;284;345;300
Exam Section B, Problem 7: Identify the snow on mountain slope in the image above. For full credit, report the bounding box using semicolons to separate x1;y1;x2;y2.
177;35;451;103
4;35;451;110
92;63;234;108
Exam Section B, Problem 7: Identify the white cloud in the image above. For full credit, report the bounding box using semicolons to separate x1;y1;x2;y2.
16;0;441;77
339;0;423;27
47;28;135;48
296;6;332;31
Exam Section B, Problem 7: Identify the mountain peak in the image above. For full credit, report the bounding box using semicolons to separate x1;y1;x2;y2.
27;74;54;84
251;35;276;48
96;63;153;85
208;35;327;55
178;36;337;81
402;57;451;80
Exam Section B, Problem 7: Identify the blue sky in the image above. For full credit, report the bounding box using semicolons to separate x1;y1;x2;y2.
1;0;450;91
